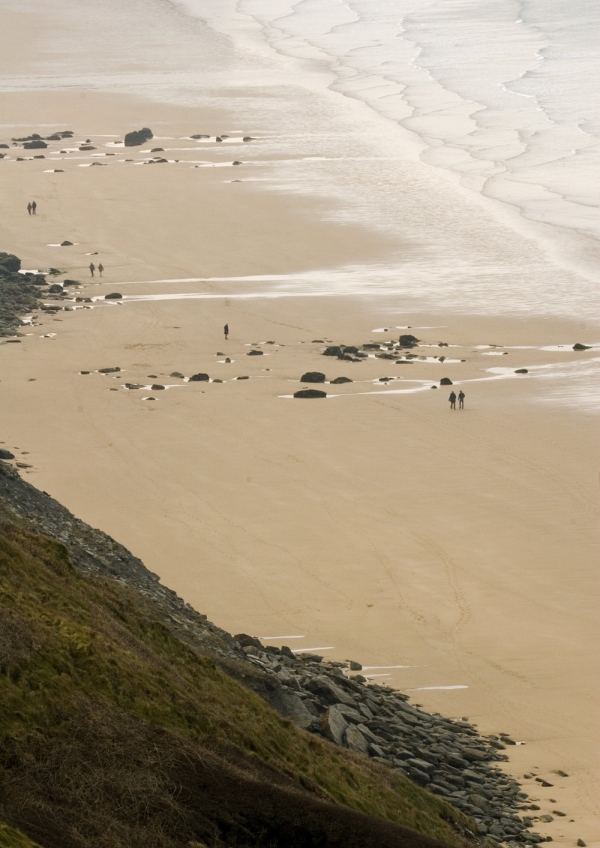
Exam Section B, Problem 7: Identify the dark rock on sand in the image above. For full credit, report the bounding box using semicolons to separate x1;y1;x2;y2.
79;145;95;150
294;389;326;398
440;377;453;385
399;334;419;347
48;284;63;294
105;292;123;299
232;160;242;165
125;383;142;390
243;136;254;141
573;343;591;351
247;349;263;356
170;372;184;378
63;279;79;286
151;384;165;391
515;369;528;374
98;367;121;373
0;253;21;273
23;139;48;149
395;360;414;364
331;377;352;384
189;373;210;381
0;449;15;460
60;241;73;247
215;137;223;142
190;134;210;139
300;371;326;383
323;345;343;357
124;127;153;147
151;147;165;152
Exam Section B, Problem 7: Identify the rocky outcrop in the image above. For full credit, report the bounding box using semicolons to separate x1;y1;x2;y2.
0;251;47;335
124;127;154;147
399;334;420;347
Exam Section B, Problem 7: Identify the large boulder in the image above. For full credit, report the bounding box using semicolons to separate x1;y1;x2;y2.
305;675;356;706
300;371;326;383
234;633;263;649
0;253;21;273
344;725;369;755
124;127;154;147
399;334;419;347
321;706;348;745
294;389;327;399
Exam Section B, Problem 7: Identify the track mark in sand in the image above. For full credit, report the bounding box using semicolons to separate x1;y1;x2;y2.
366;535;427;626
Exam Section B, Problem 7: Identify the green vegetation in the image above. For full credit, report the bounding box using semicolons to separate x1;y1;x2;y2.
0;823;41;848
0;521;473;848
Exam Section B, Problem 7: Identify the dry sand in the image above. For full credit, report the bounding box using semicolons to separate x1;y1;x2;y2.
0;6;599;845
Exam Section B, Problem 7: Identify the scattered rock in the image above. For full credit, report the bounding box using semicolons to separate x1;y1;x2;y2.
399;334;419;347
440;377;453;385
294;389;327;399
577;840;586;846
60;241;73;247
572;343;591;351
232;160;242;165
170;372;184;378
515;369;528;374
331;377;352;384
190;134;210;139
323;346;344;357
98;367;121;373
48;284;63;294
105;293;123;299
243;136;254;142
0;450;15;460
23;139;48;149
189;373;210;381
151;384;165;390
345;724;369;755
79;145;96;150
237;376;249;380
247;349;263;356
300;372;326;383
151;148;165;152
124;127;153;147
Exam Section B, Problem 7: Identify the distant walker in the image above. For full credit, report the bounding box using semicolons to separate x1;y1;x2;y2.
449;391;456;410
458;390;465;409
224;323;229;340
89;263;95;277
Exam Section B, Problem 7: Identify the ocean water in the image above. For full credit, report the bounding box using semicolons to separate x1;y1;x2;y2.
176;0;600;281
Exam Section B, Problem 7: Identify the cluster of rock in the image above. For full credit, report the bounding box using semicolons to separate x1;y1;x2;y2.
235;635;552;847
0;252;48;335
322;334;423;363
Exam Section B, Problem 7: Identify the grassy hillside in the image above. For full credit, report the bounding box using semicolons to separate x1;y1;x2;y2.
0;520;474;848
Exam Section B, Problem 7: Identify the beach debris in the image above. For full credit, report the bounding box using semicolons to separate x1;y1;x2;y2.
572;343;591;350
300;371;326;383
189;373;210;382
104;292;123;299
0;449;15;460
294;389;327;398
124;127;153;146
399;334;420;348
440;377;453;385
331;377;352;384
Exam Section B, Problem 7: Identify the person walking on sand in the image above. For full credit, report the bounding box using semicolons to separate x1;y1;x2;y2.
31;200;37;215
458;390;465;409
98;263;104;278
449;390;457;410
224;323;229;340
89;262;95;278
27;202;32;215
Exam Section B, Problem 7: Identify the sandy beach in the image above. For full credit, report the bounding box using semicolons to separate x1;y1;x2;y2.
1;0;599;843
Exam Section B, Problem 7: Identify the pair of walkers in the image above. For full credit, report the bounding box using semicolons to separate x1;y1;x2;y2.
449;390;465;410
89;263;104;277
26;201;37;215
